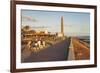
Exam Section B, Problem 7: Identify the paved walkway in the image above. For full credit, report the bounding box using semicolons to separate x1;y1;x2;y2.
22;38;70;62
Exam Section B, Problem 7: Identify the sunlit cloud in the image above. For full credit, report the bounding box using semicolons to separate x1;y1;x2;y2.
22;15;37;22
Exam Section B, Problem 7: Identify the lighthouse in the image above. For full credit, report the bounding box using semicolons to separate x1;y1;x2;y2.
57;16;64;37
61;16;64;37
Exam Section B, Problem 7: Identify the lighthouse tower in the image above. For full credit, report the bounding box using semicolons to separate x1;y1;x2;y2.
61;16;64;37
58;16;64;37
57;16;64;37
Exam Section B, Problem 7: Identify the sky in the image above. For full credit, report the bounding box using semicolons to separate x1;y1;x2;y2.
21;9;90;36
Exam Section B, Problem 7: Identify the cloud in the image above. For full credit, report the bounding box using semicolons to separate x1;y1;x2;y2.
22;15;37;22
31;26;49;28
